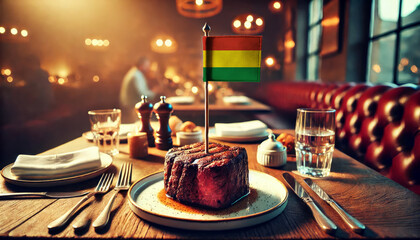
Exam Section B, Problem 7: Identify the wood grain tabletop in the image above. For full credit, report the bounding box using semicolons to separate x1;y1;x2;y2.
1;129;419;239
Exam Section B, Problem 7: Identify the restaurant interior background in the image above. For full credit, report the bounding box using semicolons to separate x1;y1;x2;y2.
0;0;419;167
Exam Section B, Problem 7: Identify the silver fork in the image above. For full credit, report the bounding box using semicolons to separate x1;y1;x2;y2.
92;163;132;228
48;173;114;230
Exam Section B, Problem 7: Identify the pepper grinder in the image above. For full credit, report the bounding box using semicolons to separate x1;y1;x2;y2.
135;95;155;147
153;96;173;150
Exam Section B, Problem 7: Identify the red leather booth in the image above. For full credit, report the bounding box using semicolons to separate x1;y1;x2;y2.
255;81;420;194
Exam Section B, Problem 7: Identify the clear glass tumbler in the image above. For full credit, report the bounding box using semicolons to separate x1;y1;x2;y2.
88;109;121;156
295;108;336;177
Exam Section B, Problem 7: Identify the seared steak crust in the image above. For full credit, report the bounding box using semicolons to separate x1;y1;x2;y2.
164;142;249;209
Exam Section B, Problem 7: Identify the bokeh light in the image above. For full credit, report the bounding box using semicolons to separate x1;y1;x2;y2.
93;75;100;82
21;29;28;37
10;28;18;35
246;15;254;22
195;0;203;6
244;21;251;29
191;86;199;94
265;57;275;67
233;20;241;28
165;39;172;47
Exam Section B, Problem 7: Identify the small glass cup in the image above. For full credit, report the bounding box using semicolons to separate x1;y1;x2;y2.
88;109;121;156
295;108;336;177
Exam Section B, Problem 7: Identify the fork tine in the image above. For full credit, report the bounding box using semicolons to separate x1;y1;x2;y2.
123;163;129;186
116;164;124;186
95;173;107;191
126;163;132;186
124;163;132;186
98;173;108;192
105;173;114;191
118;163;127;186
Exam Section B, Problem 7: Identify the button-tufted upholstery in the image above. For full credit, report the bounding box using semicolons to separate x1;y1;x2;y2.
256;81;420;194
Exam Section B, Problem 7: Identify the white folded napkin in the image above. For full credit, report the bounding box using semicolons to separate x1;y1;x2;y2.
11;146;102;179
215;120;267;137
223;96;251;105
119;123;136;136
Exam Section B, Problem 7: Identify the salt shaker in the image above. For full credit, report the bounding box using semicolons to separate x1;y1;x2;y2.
257;133;287;167
153;96;173;150
135;95;155;147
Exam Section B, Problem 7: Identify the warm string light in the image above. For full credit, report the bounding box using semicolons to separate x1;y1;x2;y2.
232;14;264;34
85;38;110;47
176;0;222;18
10;28;18;35
93;75;100;82
269;0;282;13
1;68;12;76
265;57;275;67
151;36;177;53
285;40;295;48
191;86;199;94
0;26;29;38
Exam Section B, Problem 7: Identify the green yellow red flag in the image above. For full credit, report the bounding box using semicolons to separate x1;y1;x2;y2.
203;36;262;82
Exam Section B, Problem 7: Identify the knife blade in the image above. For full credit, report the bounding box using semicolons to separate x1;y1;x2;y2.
282;172;337;234
0;191;89;199
304;178;366;233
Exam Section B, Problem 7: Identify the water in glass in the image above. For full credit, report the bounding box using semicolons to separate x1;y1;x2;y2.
295;108;336;177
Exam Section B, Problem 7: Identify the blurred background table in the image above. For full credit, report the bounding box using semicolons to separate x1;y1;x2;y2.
170;97;272;126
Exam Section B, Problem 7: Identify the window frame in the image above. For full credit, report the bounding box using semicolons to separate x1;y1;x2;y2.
306;0;323;80
367;0;420;84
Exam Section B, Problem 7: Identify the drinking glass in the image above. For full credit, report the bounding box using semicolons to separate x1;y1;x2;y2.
295;108;336;177
88;109;121;156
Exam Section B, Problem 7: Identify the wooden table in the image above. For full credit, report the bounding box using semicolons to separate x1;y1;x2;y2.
1;129;420;239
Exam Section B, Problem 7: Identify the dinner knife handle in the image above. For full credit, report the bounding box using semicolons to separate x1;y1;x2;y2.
328;200;365;233
0;192;47;198
48;192;94;230
72;208;91;230
92;189;119;228
305;199;337;234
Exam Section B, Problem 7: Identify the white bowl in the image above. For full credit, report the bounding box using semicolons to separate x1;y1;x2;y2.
176;131;203;146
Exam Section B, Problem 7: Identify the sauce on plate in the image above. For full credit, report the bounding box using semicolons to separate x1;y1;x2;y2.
157;187;258;215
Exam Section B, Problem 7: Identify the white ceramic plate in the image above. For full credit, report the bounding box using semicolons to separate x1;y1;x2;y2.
209;128;269;143
128;170;288;231
1;153;113;187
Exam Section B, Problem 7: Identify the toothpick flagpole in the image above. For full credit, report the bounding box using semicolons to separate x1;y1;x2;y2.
203;23;210;154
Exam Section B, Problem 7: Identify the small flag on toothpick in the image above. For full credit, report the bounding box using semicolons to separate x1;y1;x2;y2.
203;36;262;82
202;23;262;153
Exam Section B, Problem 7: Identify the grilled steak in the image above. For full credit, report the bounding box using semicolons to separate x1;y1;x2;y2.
164;142;249;209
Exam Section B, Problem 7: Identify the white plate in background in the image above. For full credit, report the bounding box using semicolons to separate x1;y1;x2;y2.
166;96;195;105
1;153;113;187
209;128;269;142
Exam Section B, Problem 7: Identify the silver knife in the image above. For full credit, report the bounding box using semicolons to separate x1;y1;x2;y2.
282;173;337;234
0;191;89;199
304;178;366;233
